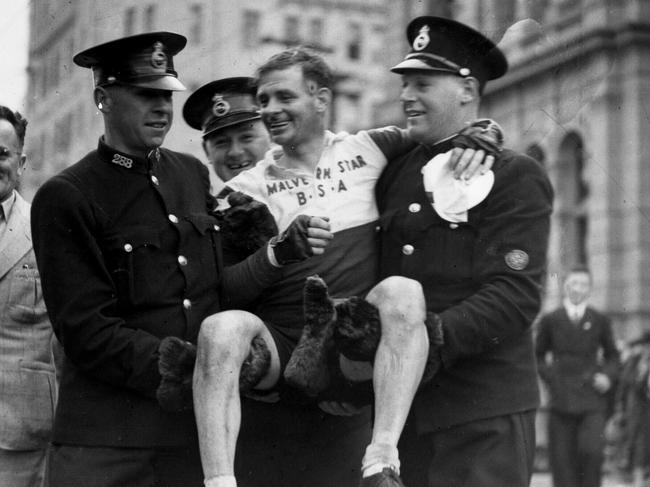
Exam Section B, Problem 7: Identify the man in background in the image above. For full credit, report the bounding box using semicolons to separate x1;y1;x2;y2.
0;105;55;487
183;76;270;183
536;265;620;487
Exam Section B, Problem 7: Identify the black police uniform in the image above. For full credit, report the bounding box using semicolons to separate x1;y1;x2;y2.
32;139;280;485
536;305;619;487
376;141;553;486
31;32;282;487
371;16;554;487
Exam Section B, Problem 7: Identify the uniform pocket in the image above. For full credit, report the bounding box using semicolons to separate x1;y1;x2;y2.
101;227;162;309
185;213;222;273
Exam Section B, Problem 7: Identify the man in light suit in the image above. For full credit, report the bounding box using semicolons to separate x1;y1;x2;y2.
536;265;620;487
0;105;55;487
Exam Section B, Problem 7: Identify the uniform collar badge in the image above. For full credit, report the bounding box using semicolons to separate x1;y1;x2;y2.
111;152;134;169
413;25;430;51
212;94;231;117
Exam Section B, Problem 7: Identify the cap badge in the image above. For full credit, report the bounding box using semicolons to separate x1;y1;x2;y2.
505;249;529;271
212;95;231;117
413;25;431;51
151;42;167;70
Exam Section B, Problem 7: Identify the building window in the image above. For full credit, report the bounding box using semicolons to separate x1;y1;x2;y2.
189;4;203;43
56;113;73;155
526;0;550;22
144;5;156;31
124;7;136;35
494;0;517;41
557;133;589;267
40;61;47;99
427;0;454;18
285;15;300;44
51;49;60;88
242;10;260;48
347;22;362;60
370;24;383;64
309;18;324;46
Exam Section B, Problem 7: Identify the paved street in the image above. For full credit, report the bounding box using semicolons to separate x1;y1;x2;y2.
530;472;627;487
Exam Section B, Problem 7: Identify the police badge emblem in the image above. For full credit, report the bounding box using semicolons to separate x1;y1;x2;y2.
413;25;430;51
505;249;529;270
151;42;167;70
212;95;231;117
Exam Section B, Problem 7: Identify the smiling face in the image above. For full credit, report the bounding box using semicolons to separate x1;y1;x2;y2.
101;85;173;156
400;71;468;145
0;119;26;202
256;65;325;149
203;119;270;182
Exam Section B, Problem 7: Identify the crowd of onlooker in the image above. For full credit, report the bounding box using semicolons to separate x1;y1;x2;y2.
603;333;650;487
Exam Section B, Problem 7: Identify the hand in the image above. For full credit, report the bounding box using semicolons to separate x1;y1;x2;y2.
305;216;333;256
593;372;612;394
220;191;278;254
448;147;494;181
318;400;365;416
269;215;333;265
449;118;503;181
156;337;197;412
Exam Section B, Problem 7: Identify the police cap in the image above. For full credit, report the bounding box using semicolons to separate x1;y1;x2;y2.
73;32;187;91
391;16;507;90
182;77;260;139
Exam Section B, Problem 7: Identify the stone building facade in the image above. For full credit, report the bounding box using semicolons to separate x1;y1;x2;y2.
23;0;403;196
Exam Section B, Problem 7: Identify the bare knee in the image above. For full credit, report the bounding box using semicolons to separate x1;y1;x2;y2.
196;311;263;366
367;276;426;338
368;276;425;323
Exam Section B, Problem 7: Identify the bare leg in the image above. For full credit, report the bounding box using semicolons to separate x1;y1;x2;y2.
193;310;281;486
362;276;428;478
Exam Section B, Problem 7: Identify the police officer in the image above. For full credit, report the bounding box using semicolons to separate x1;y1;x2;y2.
536;266;619;487
183;77;270;183
365;16;554;486
31;32;321;487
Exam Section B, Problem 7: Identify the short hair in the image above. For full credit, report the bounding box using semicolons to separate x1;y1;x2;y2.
0;105;27;149
256;47;333;90
566;265;592;280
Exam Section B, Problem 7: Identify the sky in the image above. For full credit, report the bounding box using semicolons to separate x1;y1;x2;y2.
0;0;29;112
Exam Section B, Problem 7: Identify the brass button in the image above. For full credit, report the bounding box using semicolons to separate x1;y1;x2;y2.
375;225;381;233
124;243;133;252
213;224;220;232
408;203;421;213
449;223;459;229
182;299;192;309
178;255;188;266
151;175;159;186
168;214;179;224
402;244;414;256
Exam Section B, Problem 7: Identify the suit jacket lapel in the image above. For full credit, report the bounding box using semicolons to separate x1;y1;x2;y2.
0;193;31;280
